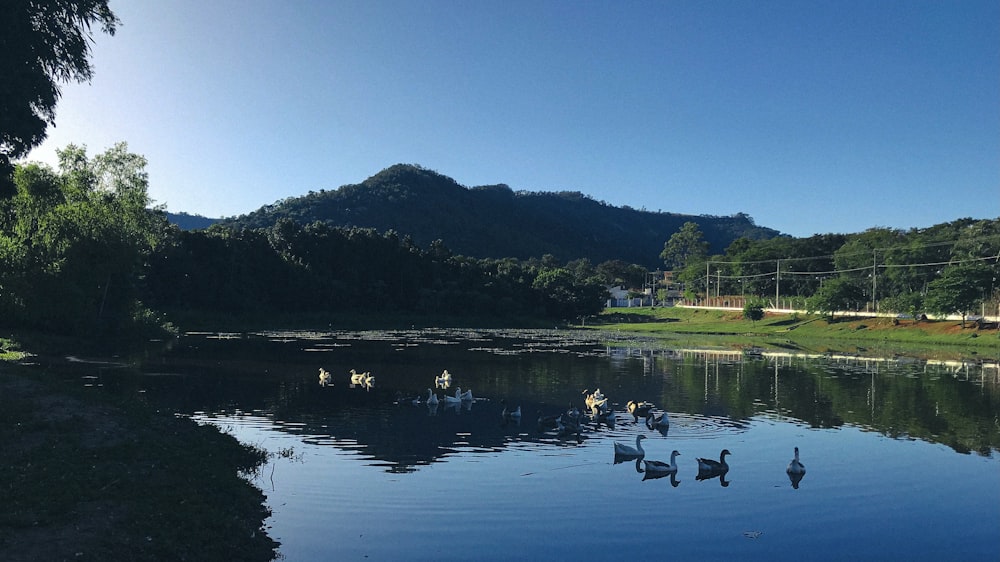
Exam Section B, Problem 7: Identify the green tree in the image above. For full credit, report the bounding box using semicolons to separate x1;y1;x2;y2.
743;301;765;325
806;278;865;320
0;143;168;338
0;0;119;195
924;263;996;327
532;267;605;320
660;221;710;270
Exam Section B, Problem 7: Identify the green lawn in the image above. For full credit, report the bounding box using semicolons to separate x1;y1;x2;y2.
582;306;1000;359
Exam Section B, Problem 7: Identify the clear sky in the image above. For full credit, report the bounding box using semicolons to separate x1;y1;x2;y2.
24;0;1000;237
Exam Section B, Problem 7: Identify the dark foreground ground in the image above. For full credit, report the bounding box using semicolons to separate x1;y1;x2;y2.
0;361;278;561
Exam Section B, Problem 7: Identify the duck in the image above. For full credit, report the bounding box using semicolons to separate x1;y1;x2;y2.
435;369;453;387
696;449;731;473
501;400;521;421
787;447;806;475
458;387;474;401
349;369;367;385
556;415;582;438
627;400;655;420
537;412;561;430
643;450;681;474
645;411;669;430
318;368;332;387
564;404;584;426
425;388;439;406
594;406;615;427
613;434;647;459
443;390;462;405
583;390;608;412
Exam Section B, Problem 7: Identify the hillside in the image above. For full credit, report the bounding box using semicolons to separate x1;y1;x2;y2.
219;164;780;268
165;211;220;230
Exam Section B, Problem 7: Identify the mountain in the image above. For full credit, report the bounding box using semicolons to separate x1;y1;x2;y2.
165;212;220;230
219;164;781;269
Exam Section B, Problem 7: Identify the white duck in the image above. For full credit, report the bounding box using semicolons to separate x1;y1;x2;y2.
645;411;669;430
501;400;521;421
614;434;647;459
435;369;453;387
643;450;681;474
458;387;474;401
443;389;462;405
627;400;655;420
584;389;608;412
425;388;439;406
787;447;806;475
696;449;731;473
349;369;366;385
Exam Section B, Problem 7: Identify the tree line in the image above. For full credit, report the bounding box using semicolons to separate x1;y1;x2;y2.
0;144;648;341
663;219;1000;323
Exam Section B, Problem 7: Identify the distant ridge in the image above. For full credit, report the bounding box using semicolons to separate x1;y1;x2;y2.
165;212;220;230
218;164;781;268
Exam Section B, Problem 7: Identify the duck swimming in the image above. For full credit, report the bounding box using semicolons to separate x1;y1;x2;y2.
349;369;366;385
435;369;453;387
696;449;731;473
787;447;806;475
643;450;681;474
501;400;521;421
645;411;669;430
627;400;655;420
613;434;647;459
425;388;439;406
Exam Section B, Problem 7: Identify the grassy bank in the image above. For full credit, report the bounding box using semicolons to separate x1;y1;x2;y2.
0;359;278;561
583;307;1000;359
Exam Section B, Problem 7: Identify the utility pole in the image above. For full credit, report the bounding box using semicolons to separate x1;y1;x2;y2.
872;250;878;313
775;259;780;309
705;261;710;306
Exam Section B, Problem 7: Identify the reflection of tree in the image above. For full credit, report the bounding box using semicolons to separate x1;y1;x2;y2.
138;331;1000;474
663;354;1000;456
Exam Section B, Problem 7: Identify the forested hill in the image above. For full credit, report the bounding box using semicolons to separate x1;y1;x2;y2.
220;164;780;268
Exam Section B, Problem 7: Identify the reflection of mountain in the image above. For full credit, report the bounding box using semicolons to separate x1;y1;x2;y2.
133;330;1000;470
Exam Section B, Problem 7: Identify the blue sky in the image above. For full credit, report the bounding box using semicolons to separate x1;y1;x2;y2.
24;0;999;237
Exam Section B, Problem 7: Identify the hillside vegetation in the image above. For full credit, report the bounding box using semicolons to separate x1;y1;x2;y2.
219;164;779;268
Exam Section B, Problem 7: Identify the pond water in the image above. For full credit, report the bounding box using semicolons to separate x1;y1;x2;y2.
122;330;998;560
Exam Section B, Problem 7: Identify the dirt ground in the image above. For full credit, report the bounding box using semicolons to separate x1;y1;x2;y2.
0;373;128;561
0;365;278;561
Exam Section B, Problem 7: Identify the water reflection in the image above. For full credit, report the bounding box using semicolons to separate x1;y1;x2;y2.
129;329;1000;475
111;329;1000;560
787;470;805;489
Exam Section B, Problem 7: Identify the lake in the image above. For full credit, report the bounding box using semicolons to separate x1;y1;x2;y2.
124;329;998;560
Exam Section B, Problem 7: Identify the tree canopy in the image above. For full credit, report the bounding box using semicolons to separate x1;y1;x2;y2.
660;221;710;270
0;0;119;195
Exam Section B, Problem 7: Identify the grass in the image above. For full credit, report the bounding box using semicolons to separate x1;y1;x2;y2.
583;307;1000;359
0;362;279;561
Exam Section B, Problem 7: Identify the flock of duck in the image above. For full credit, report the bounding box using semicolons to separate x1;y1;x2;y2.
318;369;806;488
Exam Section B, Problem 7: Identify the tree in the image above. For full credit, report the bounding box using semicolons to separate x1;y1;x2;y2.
806;277;865;320
743;301;765;326
0;0;119;195
924;263;995;327
0;143;167;337
660;221;709;270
